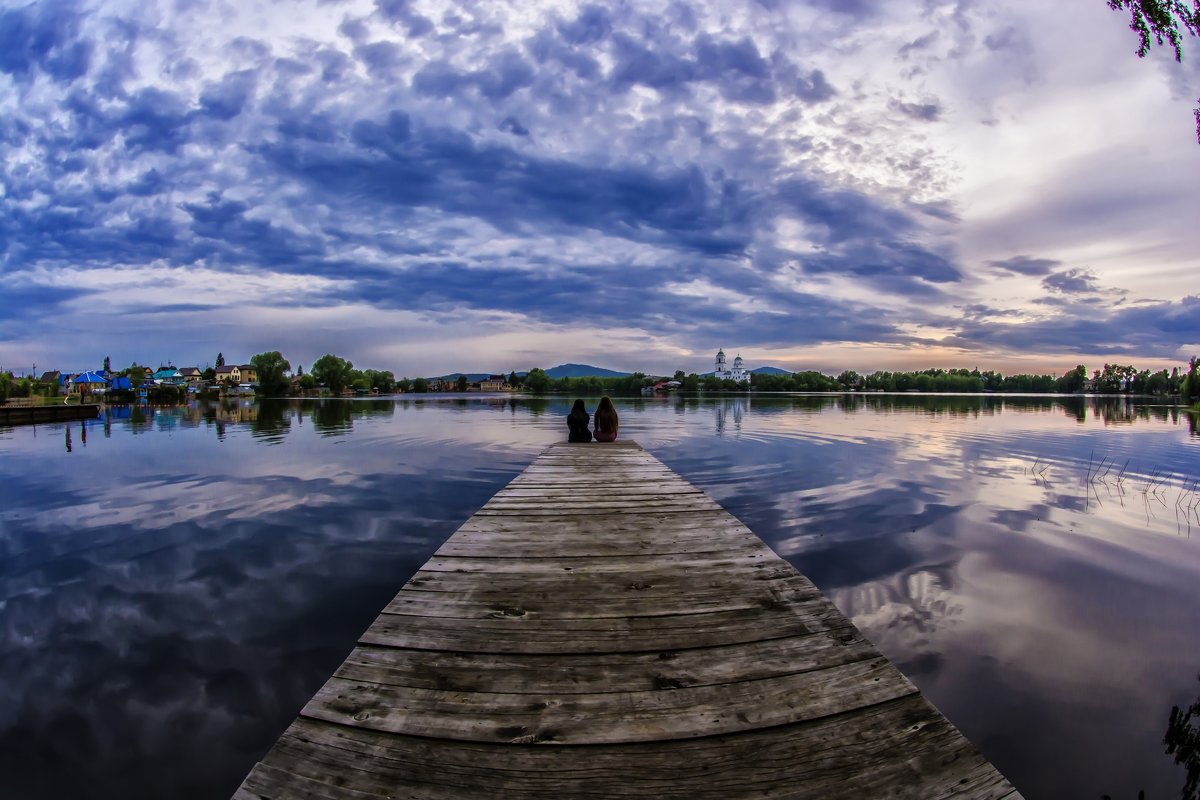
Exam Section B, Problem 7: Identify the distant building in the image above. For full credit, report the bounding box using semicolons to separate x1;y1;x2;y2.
70;371;108;395
713;349;749;383
178;367;204;384
153;367;186;386
480;374;509;392
215;365;241;384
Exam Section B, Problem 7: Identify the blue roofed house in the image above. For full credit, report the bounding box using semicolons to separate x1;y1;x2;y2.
70;371;108;395
109;376;132;392
153;367;186;386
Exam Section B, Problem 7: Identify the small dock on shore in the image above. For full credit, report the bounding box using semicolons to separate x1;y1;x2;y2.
236;441;1020;799
0;402;100;426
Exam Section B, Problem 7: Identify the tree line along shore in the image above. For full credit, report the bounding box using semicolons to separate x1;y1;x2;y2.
2;353;1198;405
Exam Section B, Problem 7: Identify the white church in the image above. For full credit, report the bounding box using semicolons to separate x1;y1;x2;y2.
713;349;750;383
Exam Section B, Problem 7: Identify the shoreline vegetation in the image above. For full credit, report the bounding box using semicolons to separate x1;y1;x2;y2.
2;355;1197;404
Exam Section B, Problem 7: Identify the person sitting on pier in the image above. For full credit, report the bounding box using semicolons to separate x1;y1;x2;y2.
567;399;592;443
593;396;618;443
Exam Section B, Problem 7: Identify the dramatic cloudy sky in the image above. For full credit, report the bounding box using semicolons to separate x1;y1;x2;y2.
1;0;1198;377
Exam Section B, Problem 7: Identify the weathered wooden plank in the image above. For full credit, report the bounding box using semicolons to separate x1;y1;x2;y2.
360;598;853;654
253;695;1015;799
474;504;722;516
500;481;693;493
381;572;820;619
237;762;381;800
333;626;876;694
451;509;754;533
303;656;916;744
399;561;809;595
440;530;760;555
432;536;766;559
417;551;772;575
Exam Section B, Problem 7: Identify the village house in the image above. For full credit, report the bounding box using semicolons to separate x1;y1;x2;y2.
480;374;509;392
215;365;242;384
178;367;203;385
153;367;186;386
69;371;108;395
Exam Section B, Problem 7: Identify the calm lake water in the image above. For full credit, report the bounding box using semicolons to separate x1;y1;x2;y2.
2;394;1199;799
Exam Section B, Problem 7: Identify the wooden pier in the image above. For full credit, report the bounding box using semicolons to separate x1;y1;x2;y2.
236;441;1020;799
0;402;100;426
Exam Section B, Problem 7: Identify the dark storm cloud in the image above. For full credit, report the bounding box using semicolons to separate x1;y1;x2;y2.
373;0;434;37
199;70;257;121
498;116;529;136
892;99;942;121
802;0;882;16
557;4;612;45
0;285;93;331
987;255;1061;276
1042;268;1099;294
412;48;535;100
580;12;835;105
180;194;331;273
258;118;751;256
354;40;406;79
948;296;1200;357
898;31;939;58
774;179;960;290
0;0;92;83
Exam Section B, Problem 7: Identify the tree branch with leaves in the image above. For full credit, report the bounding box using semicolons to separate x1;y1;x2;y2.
1108;0;1200;142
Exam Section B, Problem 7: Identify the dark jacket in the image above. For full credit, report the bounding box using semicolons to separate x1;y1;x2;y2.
567;409;592;442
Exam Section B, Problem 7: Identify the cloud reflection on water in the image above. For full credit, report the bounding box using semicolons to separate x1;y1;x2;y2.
0;395;1198;799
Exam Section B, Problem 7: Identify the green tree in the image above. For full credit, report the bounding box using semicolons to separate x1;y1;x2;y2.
1183;356;1200;401
311;354;354;395
124;363;147;388
216;352;225;368
413;377;429;393
1057;364;1089;393
508;371;520;388
103;355;111;373
836;370;863;391
250;351;292;396
456;374;468;392
297;374;317;393
368;370;396;393
1107;0;1200;141
524;368;551;394
202;366;216;381
396;376;411;393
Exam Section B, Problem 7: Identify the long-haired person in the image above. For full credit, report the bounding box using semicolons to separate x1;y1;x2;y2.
567;399;592;442
593;396;618;442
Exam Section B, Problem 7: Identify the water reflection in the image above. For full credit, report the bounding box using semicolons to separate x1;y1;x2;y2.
1;395;1198;799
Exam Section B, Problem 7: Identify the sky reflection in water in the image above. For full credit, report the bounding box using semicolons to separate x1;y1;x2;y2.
1;395;1198;799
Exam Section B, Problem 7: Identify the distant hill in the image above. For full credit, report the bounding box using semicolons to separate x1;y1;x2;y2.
432;372;491;382
544;363;631;379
